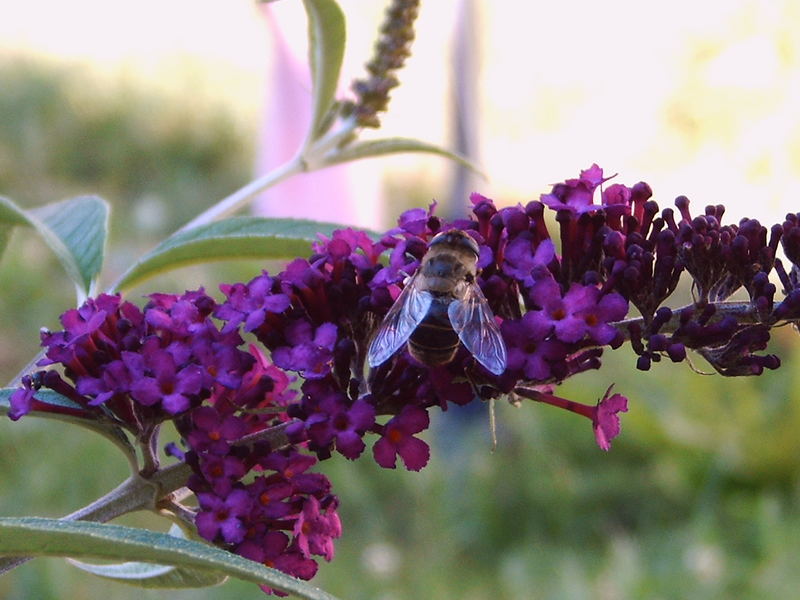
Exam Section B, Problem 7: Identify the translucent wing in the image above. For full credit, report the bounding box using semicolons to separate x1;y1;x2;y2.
448;283;507;375
368;274;433;368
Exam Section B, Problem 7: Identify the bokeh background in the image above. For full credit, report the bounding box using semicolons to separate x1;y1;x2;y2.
3;1;800;598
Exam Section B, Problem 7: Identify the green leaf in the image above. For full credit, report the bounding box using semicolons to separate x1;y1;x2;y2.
0;388;135;460
29;196;108;294
68;525;228;588
325;138;485;176
114;216;378;292
0;195;109;296
301;0;346;142
67;559;229;588
0;518;343;600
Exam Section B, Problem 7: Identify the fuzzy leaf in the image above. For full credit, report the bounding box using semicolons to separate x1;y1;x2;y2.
67;559;229;588
114;216;377;292
0;195;108;296
0;518;342;600
301;0;346;142
67;525;227;588
29;196;108;293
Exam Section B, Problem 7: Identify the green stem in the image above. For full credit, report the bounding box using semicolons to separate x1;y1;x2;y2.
302;114;359;169
0;422;291;576
176;114;357;235
177;157;305;234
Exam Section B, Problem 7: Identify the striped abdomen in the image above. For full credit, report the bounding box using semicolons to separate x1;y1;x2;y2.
407;297;460;366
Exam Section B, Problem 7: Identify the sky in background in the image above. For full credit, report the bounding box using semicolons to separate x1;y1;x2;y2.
3;0;800;229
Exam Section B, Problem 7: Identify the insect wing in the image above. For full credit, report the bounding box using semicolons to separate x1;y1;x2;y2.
368;275;433;368
448;284;507;375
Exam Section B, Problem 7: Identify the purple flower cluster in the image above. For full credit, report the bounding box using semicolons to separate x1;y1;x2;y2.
190;444;341;593
599;179;784;375
10;290;253;424
9;290;341;589
173;344;343;589
15;164;800;593
208;173;636;465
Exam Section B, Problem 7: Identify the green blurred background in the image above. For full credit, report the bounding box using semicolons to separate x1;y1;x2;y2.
3;54;800;600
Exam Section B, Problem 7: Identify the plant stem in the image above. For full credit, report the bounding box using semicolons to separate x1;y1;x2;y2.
177;114;357;235
612;301;759;339
0;422;291;576
177;157;305;234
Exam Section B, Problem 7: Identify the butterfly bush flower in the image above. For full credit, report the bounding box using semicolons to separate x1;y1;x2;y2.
195;488;251;544
540;163;609;214
15;163;800;593
592;387;629;451
372;405;431;471
526;269;626;344
515;385;629;451
10;290;254;425
271;321;338;379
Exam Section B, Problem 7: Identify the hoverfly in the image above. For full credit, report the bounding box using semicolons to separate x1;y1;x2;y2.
367;229;507;375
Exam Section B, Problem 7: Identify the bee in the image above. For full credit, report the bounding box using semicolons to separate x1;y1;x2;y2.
368;229;507;375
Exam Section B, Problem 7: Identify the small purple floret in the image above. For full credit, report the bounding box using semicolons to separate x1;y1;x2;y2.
373;406;430;471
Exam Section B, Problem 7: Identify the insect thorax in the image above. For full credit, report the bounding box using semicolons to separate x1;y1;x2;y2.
420;253;475;295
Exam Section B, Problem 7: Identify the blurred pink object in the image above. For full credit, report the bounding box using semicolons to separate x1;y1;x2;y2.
254;3;383;229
